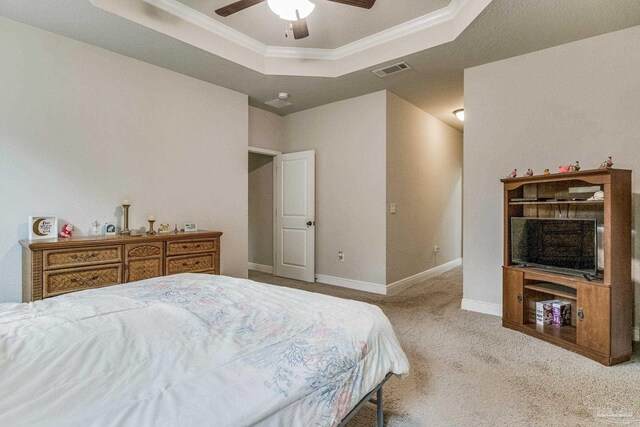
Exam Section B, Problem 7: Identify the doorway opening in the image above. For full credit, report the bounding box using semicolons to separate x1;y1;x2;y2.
248;147;279;275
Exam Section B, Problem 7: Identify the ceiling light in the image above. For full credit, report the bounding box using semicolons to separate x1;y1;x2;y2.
453;109;465;122
267;0;315;21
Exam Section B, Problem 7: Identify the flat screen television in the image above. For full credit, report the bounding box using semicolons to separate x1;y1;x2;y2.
510;217;598;276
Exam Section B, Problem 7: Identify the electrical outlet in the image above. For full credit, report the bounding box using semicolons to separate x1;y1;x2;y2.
390;203;397;214
434;245;441;254
338;251;345;262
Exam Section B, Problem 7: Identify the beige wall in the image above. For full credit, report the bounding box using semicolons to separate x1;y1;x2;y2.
248;153;274;267
386;93;463;284
463;26;640;332
283;91;388;285
249;106;284;152
0;18;249;302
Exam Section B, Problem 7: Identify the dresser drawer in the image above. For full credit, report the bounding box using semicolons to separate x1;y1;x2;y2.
126;242;163;259
166;239;217;256
166;254;215;275
43;264;123;298
43;246;122;270
127;258;163;283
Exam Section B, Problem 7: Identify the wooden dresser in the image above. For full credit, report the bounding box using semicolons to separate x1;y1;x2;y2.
20;231;222;302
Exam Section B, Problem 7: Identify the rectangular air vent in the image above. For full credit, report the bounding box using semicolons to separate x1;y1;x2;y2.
372;62;411;77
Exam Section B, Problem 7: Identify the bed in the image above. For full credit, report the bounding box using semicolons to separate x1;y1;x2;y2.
0;273;409;426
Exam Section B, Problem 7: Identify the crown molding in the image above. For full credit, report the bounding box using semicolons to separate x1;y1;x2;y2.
138;0;268;56
96;0;492;77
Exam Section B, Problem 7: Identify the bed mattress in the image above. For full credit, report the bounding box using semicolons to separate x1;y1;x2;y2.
0;274;409;427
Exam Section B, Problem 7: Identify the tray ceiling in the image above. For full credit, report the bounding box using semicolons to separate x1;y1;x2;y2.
91;0;492;77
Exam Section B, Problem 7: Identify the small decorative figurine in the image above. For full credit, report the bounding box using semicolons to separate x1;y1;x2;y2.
89;221;101;237
543;169;550;175
59;224;75;238
525;169;534;177
571;161;581;172
508;169;517;178
558;165;571;173
174;224;179;234
599;156;613;169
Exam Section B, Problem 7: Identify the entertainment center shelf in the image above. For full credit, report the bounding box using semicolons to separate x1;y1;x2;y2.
501;168;632;366
508;200;604;206
524;282;577;301
521;324;577;345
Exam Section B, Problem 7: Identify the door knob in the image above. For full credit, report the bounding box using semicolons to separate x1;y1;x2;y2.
307;221;315;226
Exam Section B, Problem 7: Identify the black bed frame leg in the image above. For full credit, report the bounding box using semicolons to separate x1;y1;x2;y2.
377;387;383;427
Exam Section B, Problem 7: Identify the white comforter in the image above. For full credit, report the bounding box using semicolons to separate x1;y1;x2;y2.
0;274;409;427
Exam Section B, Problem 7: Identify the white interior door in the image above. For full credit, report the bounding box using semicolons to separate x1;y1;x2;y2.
274;150;315;282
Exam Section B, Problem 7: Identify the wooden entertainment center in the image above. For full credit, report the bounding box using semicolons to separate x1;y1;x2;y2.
501;169;632;365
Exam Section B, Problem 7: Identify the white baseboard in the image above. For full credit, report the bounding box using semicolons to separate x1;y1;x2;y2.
315;274;387;295
387;258;463;296
461;298;502;317
248;263;273;274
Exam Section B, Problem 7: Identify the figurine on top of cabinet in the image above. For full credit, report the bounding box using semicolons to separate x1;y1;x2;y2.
59;224;75;239
571;161;581;172
507;169;517;178
599;156;613;169
525;169;534;177
558;165;572;173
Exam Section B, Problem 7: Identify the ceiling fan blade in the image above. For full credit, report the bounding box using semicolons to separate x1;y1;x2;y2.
292;18;309;40
215;0;265;17
326;0;376;9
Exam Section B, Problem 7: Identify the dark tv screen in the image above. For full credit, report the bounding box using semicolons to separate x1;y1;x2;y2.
510;218;597;275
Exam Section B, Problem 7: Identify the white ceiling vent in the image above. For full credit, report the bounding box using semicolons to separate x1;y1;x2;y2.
372;62;411;77
265;92;293;109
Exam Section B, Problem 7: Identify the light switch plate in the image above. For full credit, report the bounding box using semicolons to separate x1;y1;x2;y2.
390;203;397;214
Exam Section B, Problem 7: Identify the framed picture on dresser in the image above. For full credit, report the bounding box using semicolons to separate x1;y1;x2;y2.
28;216;57;240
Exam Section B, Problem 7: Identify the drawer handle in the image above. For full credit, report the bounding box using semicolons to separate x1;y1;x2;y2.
71;253;98;260
69;275;99;284
517;293;523;304
182;244;203;249
578;308;584;321
182;261;201;267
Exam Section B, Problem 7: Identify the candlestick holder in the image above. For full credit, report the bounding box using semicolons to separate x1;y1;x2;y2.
146;219;156;235
121;203;131;235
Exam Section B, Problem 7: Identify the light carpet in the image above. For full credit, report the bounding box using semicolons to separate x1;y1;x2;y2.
249;267;640;427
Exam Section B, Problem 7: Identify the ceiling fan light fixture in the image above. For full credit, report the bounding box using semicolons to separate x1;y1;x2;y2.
267;0;315;21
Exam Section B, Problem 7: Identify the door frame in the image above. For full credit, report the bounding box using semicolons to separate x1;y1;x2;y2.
248;146;280;274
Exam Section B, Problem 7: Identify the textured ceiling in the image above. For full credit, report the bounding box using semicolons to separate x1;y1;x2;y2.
2;0;640;131
179;0;450;48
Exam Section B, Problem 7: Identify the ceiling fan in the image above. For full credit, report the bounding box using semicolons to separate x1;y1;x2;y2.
215;0;376;40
